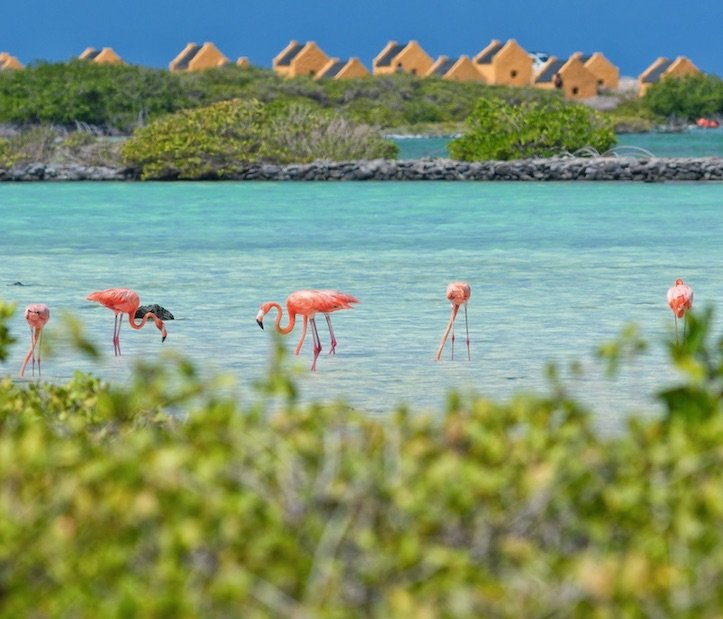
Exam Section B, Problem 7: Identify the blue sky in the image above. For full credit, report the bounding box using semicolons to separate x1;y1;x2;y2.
3;0;722;78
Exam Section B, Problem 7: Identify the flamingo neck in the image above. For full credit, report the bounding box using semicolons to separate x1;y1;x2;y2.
128;311;159;330
271;302;296;334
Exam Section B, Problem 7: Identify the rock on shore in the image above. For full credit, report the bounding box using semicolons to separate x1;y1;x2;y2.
0;163;135;181
1;157;722;182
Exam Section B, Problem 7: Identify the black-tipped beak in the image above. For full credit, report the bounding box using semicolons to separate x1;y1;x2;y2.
162;334;167;343
256;319;264;330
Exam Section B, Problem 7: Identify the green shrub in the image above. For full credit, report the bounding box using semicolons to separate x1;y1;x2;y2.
53;131;123;167
0;128;124;168
0;138;12;168
0;125;58;166
0;61;568;134
61;130;97;152
0;60;186;131
121;98;397;179
0;301;721;617
120;98;270;179
260;102;398;162
602;96;661;133
449;98;616;161
644;73;723;120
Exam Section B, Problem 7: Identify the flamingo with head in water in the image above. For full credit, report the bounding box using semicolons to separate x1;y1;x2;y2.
667;278;693;343
256;289;358;371
87;288;167;356
20;303;50;377
436;282;471;361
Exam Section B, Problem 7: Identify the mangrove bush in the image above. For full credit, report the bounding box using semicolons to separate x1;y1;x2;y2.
449;98;616;161
643;73;723;121
0;61;564;134
120;98;398;179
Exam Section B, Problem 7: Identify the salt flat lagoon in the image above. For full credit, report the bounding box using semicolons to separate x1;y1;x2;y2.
2;180;721;431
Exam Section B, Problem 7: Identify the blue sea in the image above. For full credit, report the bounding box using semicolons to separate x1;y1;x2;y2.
2;178;721;431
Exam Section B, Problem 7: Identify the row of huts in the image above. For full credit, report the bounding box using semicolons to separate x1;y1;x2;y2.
0;40;701;99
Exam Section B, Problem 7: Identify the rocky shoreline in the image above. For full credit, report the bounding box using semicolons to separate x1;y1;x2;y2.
2;157;722;182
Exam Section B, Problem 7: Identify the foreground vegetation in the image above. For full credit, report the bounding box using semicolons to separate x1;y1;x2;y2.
0;301;721;617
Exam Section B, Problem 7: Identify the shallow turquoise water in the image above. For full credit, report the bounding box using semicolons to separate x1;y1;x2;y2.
2;181;721;430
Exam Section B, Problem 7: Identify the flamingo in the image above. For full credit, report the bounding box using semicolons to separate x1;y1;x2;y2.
256;289;359;371
436;282;471;361
87;288;167;356
667;278;693;343
19;303;50;377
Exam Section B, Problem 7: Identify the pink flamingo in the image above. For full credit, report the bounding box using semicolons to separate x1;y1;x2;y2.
667;278;693;343
256;289;359;371
19;303;50;377
436;282;471;361
87;288;167;356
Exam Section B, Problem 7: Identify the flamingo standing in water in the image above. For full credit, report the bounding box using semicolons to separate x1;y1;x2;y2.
87;288;168;356
19;303;50;377
256;289;359;371
667;278;694;343
436;282;471;361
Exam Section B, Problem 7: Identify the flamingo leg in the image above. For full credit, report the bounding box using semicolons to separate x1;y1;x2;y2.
325;313;337;355
112;314;117;355
310;318;322;371
113;313;123;356
451;318;456;360
36;328;43;376
436;304;459;361
30;326;38;376
20;326;38;377
296;316;308;356
683;313;688;342
464;303;470;361
674;314;679;345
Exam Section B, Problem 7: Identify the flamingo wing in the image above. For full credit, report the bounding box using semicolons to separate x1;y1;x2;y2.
446;282;471;304
667;283;693;318
315;290;360;312
24;304;50;328
287;290;358;316
687;288;694;308
286;290;322;317
87;288;139;313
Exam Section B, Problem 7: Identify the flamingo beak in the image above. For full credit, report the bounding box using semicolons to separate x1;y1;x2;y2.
256;319;264;329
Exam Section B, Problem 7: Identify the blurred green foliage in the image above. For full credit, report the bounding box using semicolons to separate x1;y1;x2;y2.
643;74;723;120
0;301;721;617
449;98;617;161
0;301;16;361
120;98;398;179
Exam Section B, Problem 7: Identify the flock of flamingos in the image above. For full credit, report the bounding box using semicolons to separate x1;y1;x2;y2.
18;279;694;378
